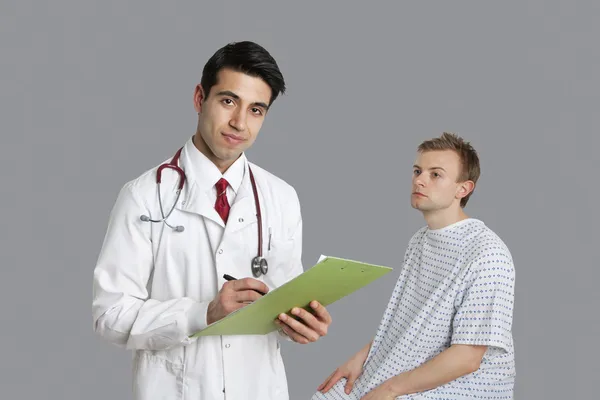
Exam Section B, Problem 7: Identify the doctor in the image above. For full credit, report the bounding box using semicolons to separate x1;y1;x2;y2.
92;41;332;400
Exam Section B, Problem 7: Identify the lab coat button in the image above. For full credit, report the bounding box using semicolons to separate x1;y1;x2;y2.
218;249;223;254
238;217;244;222
225;343;230;348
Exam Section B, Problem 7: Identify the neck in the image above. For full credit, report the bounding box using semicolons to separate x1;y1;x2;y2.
423;206;469;230
192;132;236;174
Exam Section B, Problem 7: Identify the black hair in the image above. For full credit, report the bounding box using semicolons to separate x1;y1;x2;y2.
200;41;286;106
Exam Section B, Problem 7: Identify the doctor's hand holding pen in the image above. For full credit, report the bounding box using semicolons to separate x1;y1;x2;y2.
206;276;269;325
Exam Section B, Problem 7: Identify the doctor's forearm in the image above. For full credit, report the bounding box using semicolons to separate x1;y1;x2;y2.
94;296;210;350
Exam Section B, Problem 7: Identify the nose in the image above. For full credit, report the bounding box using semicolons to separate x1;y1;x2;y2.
414;175;426;187
229;108;247;132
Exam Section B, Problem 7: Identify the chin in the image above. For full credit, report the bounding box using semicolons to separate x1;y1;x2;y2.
411;198;427;210
213;146;239;160
413;202;436;212
411;202;425;211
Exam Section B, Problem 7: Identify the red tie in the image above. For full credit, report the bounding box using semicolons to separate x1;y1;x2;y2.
215;178;230;223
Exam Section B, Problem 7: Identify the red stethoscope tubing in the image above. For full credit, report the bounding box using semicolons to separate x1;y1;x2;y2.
141;147;268;277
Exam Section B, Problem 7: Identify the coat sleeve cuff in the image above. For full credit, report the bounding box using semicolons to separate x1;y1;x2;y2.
276;327;293;342
185;301;210;337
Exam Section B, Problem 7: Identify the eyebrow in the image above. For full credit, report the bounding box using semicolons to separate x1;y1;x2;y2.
215;90;270;110
413;164;446;172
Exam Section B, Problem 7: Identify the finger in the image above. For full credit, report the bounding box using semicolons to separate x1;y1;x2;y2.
317;371;335;391
237;277;269;295
344;375;357;394
276;319;310;344
278;321;309;344
234;289;263;303
277;313;318;342
279;312;322;341
291;307;319;326
221;280;236;293
309;301;332;324
321;371;344;393
283;309;327;339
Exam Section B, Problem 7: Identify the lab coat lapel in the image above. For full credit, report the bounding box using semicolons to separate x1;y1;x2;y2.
226;172;258;234
172;145;258;231
175;180;225;227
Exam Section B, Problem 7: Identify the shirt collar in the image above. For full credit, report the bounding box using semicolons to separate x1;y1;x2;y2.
181;136;247;195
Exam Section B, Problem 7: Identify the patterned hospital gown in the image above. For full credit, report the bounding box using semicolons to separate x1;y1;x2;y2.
312;218;516;399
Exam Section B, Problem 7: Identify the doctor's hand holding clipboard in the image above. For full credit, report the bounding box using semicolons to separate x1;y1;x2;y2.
217;274;333;344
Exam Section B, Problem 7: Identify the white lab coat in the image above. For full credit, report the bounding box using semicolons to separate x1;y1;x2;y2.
92;137;303;400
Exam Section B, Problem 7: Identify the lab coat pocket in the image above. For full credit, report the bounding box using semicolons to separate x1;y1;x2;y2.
268;238;294;267
133;352;184;400
265;238;296;287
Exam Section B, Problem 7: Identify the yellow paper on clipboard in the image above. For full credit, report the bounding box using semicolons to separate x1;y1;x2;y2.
190;255;392;337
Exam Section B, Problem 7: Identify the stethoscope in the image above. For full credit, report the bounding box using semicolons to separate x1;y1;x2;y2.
140;147;269;277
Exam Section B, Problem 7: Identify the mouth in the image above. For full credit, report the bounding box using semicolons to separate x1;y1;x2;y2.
222;132;245;144
412;192;427;198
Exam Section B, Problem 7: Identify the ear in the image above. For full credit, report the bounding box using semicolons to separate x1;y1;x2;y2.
193;84;206;114
456;180;475;201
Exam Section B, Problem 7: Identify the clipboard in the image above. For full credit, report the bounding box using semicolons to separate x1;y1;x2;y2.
190;255;392;337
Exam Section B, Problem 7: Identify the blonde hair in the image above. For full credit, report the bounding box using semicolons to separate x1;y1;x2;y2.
417;132;480;207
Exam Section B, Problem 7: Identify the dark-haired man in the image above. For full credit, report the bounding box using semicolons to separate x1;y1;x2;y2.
92;41;332;400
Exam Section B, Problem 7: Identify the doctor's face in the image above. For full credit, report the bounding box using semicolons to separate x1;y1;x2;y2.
193;68;272;172
411;150;472;213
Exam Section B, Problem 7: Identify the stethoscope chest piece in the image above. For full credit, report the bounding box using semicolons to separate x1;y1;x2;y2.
251;256;268;277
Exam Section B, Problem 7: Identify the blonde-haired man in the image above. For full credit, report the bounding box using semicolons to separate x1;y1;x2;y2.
314;133;516;399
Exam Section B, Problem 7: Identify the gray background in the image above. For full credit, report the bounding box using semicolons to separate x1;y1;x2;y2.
1;0;598;399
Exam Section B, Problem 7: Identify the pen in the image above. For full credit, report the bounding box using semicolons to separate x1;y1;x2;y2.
268;227;272;251
223;274;266;296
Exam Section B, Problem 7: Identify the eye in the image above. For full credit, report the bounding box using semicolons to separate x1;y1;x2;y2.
251;107;263;116
432;172;441;178
413;169;421;175
222;98;234;106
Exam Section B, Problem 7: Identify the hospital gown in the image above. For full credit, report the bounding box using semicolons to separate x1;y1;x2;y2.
312;218;516;399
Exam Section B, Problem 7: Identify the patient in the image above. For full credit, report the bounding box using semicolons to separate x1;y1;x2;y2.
312;133;516;399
